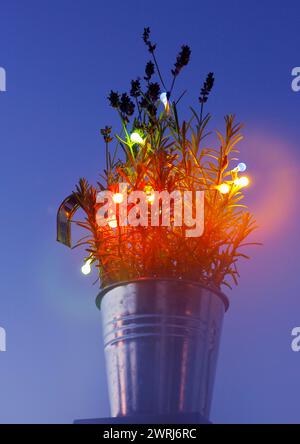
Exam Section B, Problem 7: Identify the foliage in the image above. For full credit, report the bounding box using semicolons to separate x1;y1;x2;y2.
69;28;258;291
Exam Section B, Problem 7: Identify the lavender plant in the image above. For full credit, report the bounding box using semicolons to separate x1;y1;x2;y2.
58;28;258;291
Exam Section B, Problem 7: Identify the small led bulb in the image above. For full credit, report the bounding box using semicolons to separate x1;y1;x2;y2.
160;92;170;112
147;193;155;203
108;217;118;228
130;132;144;145
113;193;123;204
217;183;230;194
81;259;92;275
237;162;247;172
234;176;249;187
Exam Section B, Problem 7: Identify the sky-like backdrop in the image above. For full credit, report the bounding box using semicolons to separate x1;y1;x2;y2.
0;0;300;423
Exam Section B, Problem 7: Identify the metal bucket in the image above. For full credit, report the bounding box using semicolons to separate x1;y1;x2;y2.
96;278;228;420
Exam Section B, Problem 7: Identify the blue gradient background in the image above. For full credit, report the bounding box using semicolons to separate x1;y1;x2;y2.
0;0;300;423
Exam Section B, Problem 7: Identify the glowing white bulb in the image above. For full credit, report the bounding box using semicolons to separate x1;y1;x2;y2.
81;259;92;275
160;92;168;105
130;132;144;145
113;193;123;204
234;176;249;187
160;92;170;112
237;162;247;172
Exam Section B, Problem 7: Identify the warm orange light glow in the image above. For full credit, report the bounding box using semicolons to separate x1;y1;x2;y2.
234;176;249;187
113;193;124;204
217;183;230;194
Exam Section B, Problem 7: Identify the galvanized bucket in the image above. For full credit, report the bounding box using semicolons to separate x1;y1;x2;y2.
96;278;228;421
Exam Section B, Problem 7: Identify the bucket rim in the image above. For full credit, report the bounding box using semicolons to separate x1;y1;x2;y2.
96;277;229;312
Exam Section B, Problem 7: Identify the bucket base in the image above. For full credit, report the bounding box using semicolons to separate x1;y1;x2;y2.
74;413;211;424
